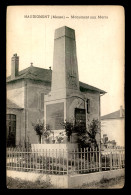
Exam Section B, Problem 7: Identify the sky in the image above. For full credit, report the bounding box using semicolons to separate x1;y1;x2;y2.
6;6;125;116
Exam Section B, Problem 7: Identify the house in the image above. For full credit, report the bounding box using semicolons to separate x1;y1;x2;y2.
6;26;106;147
101;106;125;147
6;58;52;147
101;134;117;150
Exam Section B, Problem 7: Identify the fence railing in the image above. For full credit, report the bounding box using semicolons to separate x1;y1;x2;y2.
6;147;125;175
101;149;125;171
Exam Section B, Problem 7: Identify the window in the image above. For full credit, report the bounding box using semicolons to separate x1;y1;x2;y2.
6;114;16;147
86;99;90;113
40;93;44;110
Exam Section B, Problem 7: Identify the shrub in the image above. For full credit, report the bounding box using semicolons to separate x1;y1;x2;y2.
77;119;100;149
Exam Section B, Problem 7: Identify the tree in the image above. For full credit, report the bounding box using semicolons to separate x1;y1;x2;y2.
87;119;100;147
32;120;52;144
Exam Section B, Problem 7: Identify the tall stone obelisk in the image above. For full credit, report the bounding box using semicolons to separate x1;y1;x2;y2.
51;26;79;94
44;26;86;131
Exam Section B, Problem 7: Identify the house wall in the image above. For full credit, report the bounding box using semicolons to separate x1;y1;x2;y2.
7;78;101;146
7;80;25;108
101;118;125;146
7;79;51;146
84;90;100;122
7;80;25;146
60;90;100;124
84;90;101;144
6;108;25;146
66;90;101;144
26;79;51;144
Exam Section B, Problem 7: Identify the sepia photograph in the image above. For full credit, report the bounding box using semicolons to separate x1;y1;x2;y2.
6;5;125;189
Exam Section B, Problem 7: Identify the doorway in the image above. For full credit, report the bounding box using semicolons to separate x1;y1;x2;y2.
6;114;16;147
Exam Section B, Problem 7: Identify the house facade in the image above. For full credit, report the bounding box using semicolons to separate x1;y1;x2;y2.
101;106;125;147
7;58;52;147
6;26;106;147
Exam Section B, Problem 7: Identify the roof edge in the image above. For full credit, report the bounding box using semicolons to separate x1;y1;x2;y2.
79;81;107;94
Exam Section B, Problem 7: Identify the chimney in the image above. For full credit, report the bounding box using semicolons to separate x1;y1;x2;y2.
120;105;123;117
11;53;19;79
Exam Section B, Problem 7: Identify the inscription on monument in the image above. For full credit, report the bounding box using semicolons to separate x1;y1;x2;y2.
46;102;64;130
75;108;86;130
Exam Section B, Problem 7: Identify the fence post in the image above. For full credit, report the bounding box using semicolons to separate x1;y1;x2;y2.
99;143;102;171
110;152;112;170
67;149;69;175
119;149;122;169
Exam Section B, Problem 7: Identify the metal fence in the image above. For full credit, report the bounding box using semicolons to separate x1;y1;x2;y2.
6;147;125;175
101;149;125;171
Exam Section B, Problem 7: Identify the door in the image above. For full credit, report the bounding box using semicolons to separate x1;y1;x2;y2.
6;114;16;147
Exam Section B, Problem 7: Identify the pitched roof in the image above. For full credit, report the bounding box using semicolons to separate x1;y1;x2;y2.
101;109;125;120
7;99;24;110
6;66;52;83
7;66;106;94
79;81;106;94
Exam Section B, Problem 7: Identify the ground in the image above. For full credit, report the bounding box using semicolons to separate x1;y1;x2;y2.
6;177;54;189
78;176;124;189
6;176;124;189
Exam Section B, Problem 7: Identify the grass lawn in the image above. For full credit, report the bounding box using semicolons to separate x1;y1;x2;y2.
6;177;53;189
6;176;124;189
78;176;125;189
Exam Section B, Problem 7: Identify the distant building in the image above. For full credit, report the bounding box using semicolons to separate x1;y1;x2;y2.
101;134;117;150
101;106;125;147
